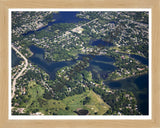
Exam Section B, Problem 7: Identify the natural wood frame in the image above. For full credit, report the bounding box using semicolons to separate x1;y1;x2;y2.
0;0;160;128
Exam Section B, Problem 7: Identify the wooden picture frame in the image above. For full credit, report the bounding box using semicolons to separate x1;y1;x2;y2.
0;0;160;127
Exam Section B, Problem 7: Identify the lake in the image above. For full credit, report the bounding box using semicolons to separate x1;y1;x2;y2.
130;54;148;65
105;52;149;115
106;74;149;115
23;12;88;35
91;39;113;47
52;12;87;24
29;45;117;81
78;54;116;80
29;45;76;80
12;49;22;67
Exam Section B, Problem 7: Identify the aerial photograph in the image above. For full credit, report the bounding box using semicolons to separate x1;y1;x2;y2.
11;10;149;116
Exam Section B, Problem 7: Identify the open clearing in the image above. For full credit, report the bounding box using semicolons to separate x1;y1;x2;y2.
23;82;110;115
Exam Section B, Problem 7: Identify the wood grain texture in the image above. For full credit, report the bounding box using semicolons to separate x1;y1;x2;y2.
0;0;160;128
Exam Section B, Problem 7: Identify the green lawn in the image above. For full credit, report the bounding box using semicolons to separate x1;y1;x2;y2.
57;90;110;115
25;81;110;115
25;81;45;111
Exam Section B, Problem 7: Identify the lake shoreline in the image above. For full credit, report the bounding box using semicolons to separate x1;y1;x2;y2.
106;71;148;83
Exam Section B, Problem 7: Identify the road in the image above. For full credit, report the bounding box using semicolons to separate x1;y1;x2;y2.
11;45;28;99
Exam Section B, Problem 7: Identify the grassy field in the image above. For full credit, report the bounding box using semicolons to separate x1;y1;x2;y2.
25;81;45;110
25;81;110;115
61;90;110;115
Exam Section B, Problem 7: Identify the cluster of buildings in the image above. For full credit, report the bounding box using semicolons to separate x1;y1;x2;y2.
12;11;53;36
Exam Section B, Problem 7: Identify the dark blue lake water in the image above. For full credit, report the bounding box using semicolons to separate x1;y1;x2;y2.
106;74;149;115
12;49;22;67
52;12;86;24
109;21;116;24
91;39;113;47
130;54;148;65
29;45;116;81
78;54;116;80
29;45;76;80
23;12;87;35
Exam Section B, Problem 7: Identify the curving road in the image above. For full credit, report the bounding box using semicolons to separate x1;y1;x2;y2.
12;45;28;99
